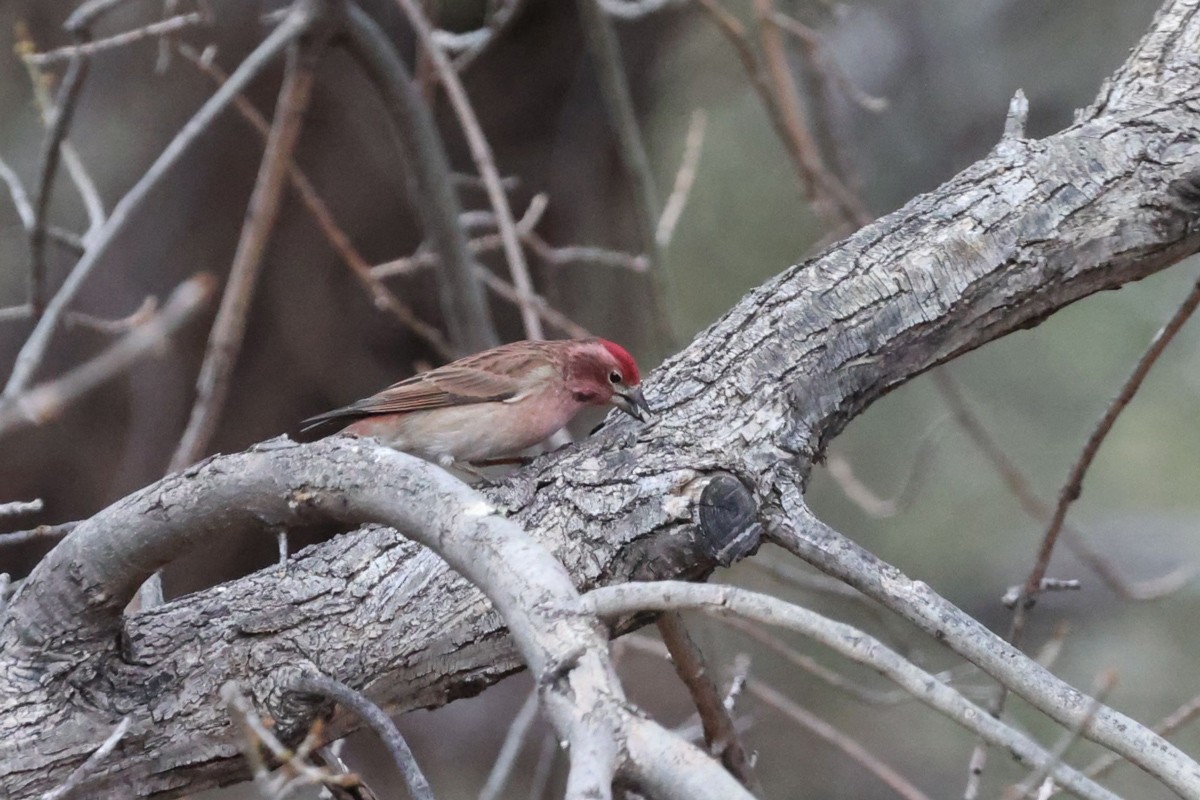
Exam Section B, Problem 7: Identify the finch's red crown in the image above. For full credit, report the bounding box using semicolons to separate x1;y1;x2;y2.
598;339;640;384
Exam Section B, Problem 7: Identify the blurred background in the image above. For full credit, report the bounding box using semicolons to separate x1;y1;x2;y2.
2;0;1199;798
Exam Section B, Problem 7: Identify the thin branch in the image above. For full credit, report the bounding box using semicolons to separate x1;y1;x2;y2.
1084;691;1200;780
40;715;132;800
767;501;1198;798
575;0;675;346
24;12;207;66
169;33;321;472
26;42;89;314
174;42;453;359
1006;671;1117;800
222;682;361;798
933;369;1193;600
1023;275;1200;605
769;12;889;114
822;416;945;518
0;274;215;441
746;680;933;800
0;499;44;519
0;6;311;403
393;0;544;340
656;109;707;249
722;614;984;707
597;0;689;19
0;520;78;548
656;612;761;792
290;669;435;800
585;582;1119;800
341;4;498;353
479;688;541;800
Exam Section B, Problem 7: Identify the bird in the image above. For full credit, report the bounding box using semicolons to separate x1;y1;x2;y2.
300;337;651;471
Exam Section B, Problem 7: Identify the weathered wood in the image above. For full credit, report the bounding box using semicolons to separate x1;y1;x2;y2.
5;0;1200;797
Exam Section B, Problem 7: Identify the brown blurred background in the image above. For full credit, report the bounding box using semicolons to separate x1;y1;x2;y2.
3;1;1199;798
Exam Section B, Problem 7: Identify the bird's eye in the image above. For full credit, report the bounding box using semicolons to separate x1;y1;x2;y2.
609;371;621;384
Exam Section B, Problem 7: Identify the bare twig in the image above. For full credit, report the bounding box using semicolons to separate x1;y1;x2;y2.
723;614;984;706
40;715;132;800
0;520;78;548
1023;275;1200;606
222;682;361;798
448;0;529;74
1006;671;1117;800
933;369;1193;600
527;733;557;800
0;274;214;441
656;613;761;792
290;669;436;800
24;12;207;66
823;417;944;518
585;581;1119;800
0;499;44;519
1084;691;1200;780
747;680;933;800
0;6;311;403
768;503;1196;797
597;0;688;19
656;109;707;249
479;688;541;800
341;4;498;353
25;43;89;315
174;42;453;359
169;34;321;472
769;12;889;114
16;28;107;243
393;0;544;340
575;0;675;346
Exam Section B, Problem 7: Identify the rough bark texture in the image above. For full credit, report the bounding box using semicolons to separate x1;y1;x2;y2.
5;1;1200;797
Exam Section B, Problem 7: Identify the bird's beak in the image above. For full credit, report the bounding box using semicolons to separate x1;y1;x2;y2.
612;386;651;422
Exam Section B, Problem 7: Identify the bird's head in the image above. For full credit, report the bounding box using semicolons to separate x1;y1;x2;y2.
565;338;651;422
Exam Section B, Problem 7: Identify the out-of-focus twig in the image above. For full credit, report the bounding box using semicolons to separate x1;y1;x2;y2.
479;688;540;800
0;6;310;404
394;0;544;340
40;715;132;800
174;41;454;359
1006;671;1116;800
576;0;675;347
1022;275;1200;608
0;520;77;548
290;669;436;800
0;274;214;441
23;12;207;66
657;612;761;792
933;369;1194;600
222;682;362;799
23;39;89;315
747;680;933;800
170;35;321;472
0;499;43;519
341;4;497;354
657;109;707;249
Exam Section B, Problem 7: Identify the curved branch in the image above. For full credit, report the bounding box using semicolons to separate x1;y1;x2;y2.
583;581;1119;800
2;438;748;800
340;4;498;354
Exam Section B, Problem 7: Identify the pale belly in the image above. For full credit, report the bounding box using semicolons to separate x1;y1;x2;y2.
347;395;582;463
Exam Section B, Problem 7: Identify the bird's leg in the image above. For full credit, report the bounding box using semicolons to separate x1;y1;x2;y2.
435;454;495;486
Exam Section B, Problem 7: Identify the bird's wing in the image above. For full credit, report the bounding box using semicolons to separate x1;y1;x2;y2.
300;364;527;431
